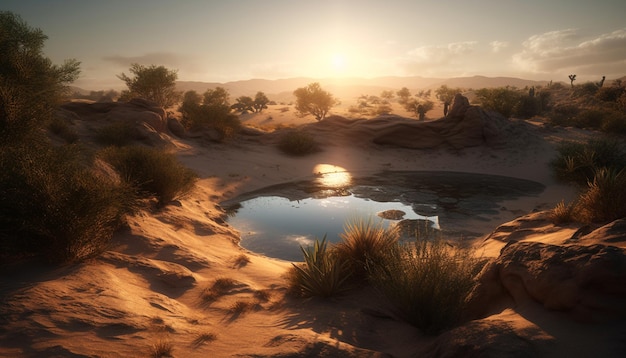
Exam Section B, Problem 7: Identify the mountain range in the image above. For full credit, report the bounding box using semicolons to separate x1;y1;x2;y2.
175;76;552;102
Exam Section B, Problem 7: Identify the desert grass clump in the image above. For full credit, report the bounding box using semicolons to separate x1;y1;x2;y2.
99;145;197;206
192;332;217;346
549;200;577;224
150;339;174;358
369;238;482;335
277;130;320;156
551;138;626;186
202;277;237;302
287;236;352;298
575;168;626;224
334;217;399;281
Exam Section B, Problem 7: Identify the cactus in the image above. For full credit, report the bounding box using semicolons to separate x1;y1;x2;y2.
569;74;577;88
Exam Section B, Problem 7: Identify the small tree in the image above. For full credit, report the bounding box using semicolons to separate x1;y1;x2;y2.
231;96;254;113
396;87;411;105
0;11;80;136
117;63;181;107
293;82;337;121
179;88;240;140
253;91;270;113
569;74;577;88
405;99;434;120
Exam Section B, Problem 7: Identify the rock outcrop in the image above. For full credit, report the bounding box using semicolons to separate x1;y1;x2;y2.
372;94;509;149
466;240;626;323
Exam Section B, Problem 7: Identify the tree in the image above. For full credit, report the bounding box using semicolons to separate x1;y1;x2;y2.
0;11;80;136
231;96;254;113
293;82;337;121
435;85;462;105
254;91;270;113
569;74;577;88
117;63;181;107
179;88;240;140
396;87;411;105
405;99;434;120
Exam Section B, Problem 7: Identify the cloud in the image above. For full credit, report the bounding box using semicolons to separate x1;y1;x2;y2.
513;28;626;76
401;41;478;75
490;40;509;53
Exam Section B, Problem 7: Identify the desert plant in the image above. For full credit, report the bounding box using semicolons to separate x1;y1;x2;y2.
0;12;80;138
334;217;399;281
180;88;241;141
98;145;197;206
150;339;174;358
551;139;626;186
475;87;522;118
288;236;352;298
94;121;137;147
118;63;181;108
0;141;137;263
549;200;577;224
277;130;320;156
369;238;481;335
48;117;79;143
293;82;337;121
575;168;626;224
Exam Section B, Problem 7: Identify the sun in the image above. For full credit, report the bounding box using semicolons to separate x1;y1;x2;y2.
330;53;348;72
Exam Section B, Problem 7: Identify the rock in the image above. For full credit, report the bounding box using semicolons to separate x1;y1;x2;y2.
167;117;186;137
447;93;471;118
466;241;626;323
371;95;512;149
377;209;406;220
568;218;626;247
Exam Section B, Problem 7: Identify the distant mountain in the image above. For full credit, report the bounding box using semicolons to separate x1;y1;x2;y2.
176;76;551;103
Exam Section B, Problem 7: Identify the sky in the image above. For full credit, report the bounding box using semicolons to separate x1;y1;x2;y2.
3;0;626;89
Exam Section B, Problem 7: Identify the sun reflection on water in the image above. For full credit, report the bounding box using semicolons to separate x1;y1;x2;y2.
313;164;352;188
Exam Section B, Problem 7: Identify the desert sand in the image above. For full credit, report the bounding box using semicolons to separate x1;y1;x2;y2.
1;99;625;357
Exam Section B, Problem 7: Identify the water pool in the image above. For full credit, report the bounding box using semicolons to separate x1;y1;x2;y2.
224;171;546;261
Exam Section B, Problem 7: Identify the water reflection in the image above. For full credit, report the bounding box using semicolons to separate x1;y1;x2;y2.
313;164;352;188
228;194;433;262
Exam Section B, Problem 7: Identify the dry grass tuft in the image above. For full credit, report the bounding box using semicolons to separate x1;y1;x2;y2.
150;339;174;358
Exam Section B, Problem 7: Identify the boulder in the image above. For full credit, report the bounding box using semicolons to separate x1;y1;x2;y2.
466;241;626;323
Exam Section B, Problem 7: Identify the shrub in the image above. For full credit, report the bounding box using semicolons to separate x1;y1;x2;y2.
549;200;576;224
0;140;137;263
572;82;599;97
369;238;481;335
334;217;399;281
547;104;580;127
573;109;605;129
277;130;320;156
48;117;79;144
595;86;625;103
475;87;522;118
551;139;626;186
99;145;197;206
287;236;352;298
575;168;626;224
601;111;626;135
95;121;137;146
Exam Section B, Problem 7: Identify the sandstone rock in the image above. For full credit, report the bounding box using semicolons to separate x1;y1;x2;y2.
370;95;512;149
167;117;186;138
466;241;626;323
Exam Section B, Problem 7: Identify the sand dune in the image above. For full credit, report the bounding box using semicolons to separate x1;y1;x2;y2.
1;99;625;357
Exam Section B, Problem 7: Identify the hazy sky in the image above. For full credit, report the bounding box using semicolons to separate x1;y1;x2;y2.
4;0;626;89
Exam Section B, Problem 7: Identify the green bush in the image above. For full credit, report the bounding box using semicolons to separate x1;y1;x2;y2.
334;217;399;281
99;145;197;206
551;138;626;185
475;87;522;118
369;238;481;335
287;236;352;298
0;140;137;263
277;130;320;156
